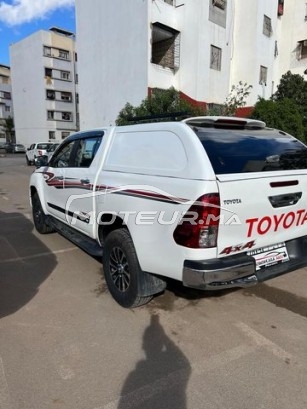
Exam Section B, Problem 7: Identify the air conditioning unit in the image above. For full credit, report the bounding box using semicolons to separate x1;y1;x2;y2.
213;0;226;10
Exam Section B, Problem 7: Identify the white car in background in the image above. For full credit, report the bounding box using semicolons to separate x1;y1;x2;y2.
26;142;54;165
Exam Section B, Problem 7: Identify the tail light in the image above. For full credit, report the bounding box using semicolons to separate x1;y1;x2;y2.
173;193;220;248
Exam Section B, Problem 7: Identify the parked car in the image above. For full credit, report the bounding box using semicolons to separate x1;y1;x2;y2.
46;143;60;159
26;142;54;165
4;143;26;153
34;143;60;166
0;141;6;150
13;144;26;153
3;142;14;153
30;117;307;308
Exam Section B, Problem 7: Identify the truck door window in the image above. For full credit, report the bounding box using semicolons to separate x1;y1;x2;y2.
50;141;76;168
72;136;102;168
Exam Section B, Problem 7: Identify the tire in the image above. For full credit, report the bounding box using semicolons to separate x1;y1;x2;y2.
103;228;152;308
32;193;54;234
26;156;30;166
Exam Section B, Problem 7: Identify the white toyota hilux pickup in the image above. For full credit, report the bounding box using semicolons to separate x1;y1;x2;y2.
29;117;307;307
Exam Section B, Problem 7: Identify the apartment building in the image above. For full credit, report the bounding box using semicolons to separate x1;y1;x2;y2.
75;0;307;127
0;64;13;142
10;27;79;147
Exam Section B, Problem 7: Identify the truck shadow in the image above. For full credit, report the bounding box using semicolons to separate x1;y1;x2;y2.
243;283;307;318
0;212;57;319
148;278;237;311
117;314;191;409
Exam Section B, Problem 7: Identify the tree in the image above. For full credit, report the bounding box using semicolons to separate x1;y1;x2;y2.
250;98;305;141
250;71;307;141
222;81;253;116
273;71;307;107
2;116;15;142
116;87;205;125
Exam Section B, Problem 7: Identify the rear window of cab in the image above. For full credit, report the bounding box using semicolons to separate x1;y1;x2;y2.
37;143;53;149
195;128;307;174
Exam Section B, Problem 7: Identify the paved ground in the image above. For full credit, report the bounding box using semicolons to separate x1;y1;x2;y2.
1;154;307;409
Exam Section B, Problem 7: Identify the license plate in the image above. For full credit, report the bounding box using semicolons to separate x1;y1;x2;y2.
248;243;289;271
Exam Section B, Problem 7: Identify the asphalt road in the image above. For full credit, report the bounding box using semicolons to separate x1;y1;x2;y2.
1;153;307;409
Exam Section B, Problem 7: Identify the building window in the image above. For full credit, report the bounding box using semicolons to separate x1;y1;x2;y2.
49;131;56;140
74;52;78;62
43;46;51;56
61;131;70;139
5;106;10;112
210;45;222;71
151;22;180;70
60;71;71;80
76;93;79;104
263;15;272;37
0;76;9;84
75;73;79;84
0;91;11;99
61;92;72;102
47;110;55;120
58;49;69;60
298;40;307;59
45;68;53;77
277;0;284;16
259;65;268;85
46;90;55;100
207;103;224;114
212;0;227;10
62;112;72;121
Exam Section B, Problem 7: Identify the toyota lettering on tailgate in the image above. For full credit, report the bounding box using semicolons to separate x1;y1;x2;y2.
246;209;307;238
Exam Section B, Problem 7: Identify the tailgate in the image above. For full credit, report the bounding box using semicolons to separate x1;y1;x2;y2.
216;171;307;257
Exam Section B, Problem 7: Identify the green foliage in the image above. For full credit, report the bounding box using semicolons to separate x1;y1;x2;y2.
116;87;205;125
251;71;307;141
273;71;307;108
222;81;253;116
4;116;14;132
250;98;305;141
2;116;15;142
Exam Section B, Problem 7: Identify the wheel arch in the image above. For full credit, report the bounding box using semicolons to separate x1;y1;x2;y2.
99;217;166;300
97;213;129;245
30;185;49;215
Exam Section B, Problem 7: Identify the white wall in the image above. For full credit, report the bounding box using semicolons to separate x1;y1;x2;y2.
11;32;47;146
75;0;149;128
149;0;233;104
230;0;278;105
277;0;307;79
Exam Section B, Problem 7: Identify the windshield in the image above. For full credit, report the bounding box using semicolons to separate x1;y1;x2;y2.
195;128;307;174
37;143;53;149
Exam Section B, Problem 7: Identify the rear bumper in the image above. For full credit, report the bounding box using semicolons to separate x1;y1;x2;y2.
183;236;307;290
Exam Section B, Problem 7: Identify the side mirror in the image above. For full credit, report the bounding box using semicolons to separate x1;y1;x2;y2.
35;155;48;168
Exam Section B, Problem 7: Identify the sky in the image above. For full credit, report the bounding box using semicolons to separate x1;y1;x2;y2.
0;0;76;66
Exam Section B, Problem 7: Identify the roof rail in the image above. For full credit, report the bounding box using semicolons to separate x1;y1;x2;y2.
127;111;190;123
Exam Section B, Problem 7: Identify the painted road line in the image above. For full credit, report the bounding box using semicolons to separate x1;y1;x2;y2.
235;321;292;361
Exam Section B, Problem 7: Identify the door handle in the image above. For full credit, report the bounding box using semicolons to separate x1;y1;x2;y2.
80;178;90;185
56;176;64;180
269;192;302;208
